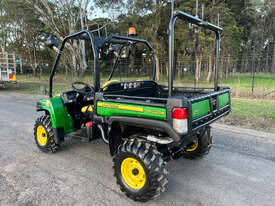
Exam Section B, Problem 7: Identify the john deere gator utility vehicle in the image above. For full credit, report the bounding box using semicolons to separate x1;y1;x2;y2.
34;10;231;202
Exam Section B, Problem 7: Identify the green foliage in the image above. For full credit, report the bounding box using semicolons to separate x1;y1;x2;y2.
0;0;273;77
231;98;275;123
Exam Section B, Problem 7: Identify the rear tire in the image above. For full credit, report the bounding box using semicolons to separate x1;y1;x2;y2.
113;138;168;202
183;129;212;159
34;115;59;153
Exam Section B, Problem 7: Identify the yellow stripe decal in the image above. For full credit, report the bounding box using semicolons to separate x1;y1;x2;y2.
97;102;144;112
144;109;165;115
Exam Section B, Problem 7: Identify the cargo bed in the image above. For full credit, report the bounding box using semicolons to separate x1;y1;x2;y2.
98;82;230;137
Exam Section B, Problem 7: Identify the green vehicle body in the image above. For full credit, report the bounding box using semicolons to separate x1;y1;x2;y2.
37;91;230;133
218;93;230;108
38;96;74;133
38;91;230;135
191;93;230;120
97;101;167;120
191;100;211;119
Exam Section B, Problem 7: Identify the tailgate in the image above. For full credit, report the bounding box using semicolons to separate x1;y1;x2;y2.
189;88;231;131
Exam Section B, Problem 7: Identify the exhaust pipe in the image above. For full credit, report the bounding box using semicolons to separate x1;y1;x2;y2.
97;124;109;144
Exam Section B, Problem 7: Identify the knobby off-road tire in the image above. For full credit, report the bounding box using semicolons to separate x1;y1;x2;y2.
183;130;212;160
113;138;168;202
34;115;59;153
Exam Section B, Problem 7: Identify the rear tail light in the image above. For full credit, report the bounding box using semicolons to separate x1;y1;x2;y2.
172;108;188;134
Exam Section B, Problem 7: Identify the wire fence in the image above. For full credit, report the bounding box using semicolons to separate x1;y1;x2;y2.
17;55;275;100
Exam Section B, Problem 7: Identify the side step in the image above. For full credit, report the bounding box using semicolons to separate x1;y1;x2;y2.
66;122;98;142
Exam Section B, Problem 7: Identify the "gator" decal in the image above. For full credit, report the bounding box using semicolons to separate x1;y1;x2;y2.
97;101;167;120
97;102;144;112
193;109;199;116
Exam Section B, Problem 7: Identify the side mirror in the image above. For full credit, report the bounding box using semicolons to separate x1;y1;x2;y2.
45;35;59;49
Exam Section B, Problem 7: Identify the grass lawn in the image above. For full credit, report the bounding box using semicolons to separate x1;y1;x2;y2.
231;98;275;121
0;81;71;95
172;73;275;100
8;72;275;99
219;98;275;133
220;73;275;100
2;73;275;133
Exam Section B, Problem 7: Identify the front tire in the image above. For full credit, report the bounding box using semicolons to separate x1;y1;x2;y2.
113;138;168;202
34;115;59;153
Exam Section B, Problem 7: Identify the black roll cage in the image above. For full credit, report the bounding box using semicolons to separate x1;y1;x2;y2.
48;30;156;97
168;11;223;96
49;10;222;98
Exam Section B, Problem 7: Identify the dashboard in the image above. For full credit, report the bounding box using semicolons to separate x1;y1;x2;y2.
102;80;159;97
61;91;94;105
61;91;79;104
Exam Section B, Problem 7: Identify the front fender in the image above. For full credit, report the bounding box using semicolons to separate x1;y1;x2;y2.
37;96;74;133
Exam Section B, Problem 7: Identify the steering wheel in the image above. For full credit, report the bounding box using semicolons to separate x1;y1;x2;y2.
71;81;94;94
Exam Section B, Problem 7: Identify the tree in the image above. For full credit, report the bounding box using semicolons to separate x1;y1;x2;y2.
1;0;46;75
1;0;272;79
27;0;91;75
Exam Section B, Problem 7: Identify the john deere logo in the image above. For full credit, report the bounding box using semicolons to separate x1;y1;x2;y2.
42;100;50;107
193;109;199;116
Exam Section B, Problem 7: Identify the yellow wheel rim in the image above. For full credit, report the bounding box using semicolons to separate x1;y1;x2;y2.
36;125;47;146
186;137;199;152
121;157;146;190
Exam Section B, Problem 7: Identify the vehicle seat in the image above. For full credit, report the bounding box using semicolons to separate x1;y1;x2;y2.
102;80;119;91
81;105;94;121
81;105;93;113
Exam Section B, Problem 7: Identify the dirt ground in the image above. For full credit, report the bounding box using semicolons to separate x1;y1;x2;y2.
0;92;275;206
